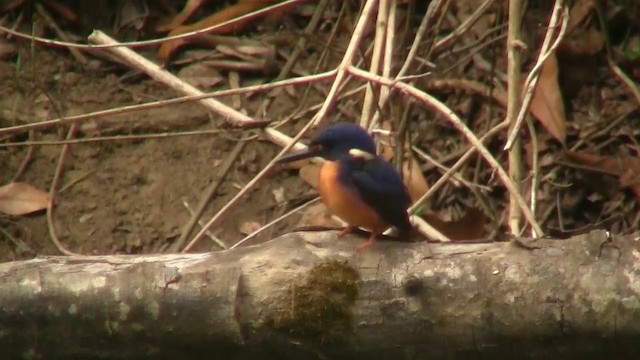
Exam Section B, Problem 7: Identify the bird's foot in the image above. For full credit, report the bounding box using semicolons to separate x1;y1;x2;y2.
338;226;355;238
355;235;376;251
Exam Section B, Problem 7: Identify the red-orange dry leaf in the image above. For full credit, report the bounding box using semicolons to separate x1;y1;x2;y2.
566;0;595;34
0;182;49;216
566;151;640;202
422;208;487;241
1;0;25;12
379;120;430;204
560;27;604;56
156;0;206;32
566;151;638;177
157;0;280;63
529;54;567;144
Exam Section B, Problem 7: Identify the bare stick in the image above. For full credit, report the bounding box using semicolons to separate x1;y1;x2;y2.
412;146;491;191
35;4;87;64
46;123;80;256
431;0;497;53
593;1;640;106
230;198;321;250
506;0;524;235
181;199;226;250
412;216;449;243
11;130;36;181
311;0;380;126
504;1;567;149
182;120;318;252
411;122;508;214
368;0;439;131
0;71;336;137
87;31;260;127
610;62;640;105
359;0;388;128
526;118;540;228
380;0;396;107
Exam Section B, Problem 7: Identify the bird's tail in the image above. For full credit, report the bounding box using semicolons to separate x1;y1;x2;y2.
396;219;419;242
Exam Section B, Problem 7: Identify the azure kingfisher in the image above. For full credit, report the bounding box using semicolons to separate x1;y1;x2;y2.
278;123;413;250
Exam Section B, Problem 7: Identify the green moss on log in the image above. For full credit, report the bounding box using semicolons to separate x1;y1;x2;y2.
266;260;360;344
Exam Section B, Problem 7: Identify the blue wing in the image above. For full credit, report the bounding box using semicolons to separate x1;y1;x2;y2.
346;156;412;233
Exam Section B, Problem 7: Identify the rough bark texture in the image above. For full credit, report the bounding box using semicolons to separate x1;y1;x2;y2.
0;230;639;359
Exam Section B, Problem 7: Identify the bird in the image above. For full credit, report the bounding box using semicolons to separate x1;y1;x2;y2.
277;123;412;250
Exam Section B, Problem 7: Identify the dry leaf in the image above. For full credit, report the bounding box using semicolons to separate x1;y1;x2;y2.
272;187;285;203
157;0;280;63
299;163;321;189
566;151;638;177
156;0;205;32
529;54;567;143
297;203;342;228
566;151;640;203
566;0;595;34
0;182;49;216
115;0;149;31
177;61;223;89
239;221;261;235
422;208;487;241
0;39;17;60
560;27;604;56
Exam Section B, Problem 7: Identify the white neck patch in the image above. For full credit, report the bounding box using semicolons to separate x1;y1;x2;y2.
348;148;375;160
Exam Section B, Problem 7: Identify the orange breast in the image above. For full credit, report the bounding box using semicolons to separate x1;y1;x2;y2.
317;161;388;234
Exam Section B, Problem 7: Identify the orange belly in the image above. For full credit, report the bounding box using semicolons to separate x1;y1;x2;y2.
317;161;388;234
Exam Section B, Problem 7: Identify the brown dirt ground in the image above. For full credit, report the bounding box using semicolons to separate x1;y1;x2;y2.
1;1;639;262
0;43;321;260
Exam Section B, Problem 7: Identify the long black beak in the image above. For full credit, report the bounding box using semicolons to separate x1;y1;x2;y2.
277;145;323;163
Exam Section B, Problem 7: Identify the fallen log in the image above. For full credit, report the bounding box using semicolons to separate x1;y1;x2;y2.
0;230;638;359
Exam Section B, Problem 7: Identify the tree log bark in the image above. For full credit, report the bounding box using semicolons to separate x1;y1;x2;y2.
1;230;639;359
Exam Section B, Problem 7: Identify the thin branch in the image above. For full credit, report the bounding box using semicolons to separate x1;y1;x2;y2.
359;0;388;128
506;0;524;235
310;0;380;127
181;199;226;249
368;0;439;131
504;1;567;150
230;198;321;250
0;71;336;137
431;0;497;53
379;0;396;116
87;31;260;127
413;122;508;215
35;3;87;64
46;123;80;256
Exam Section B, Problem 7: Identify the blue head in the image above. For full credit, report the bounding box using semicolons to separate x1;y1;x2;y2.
278;123;376;163
310;123;376;160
